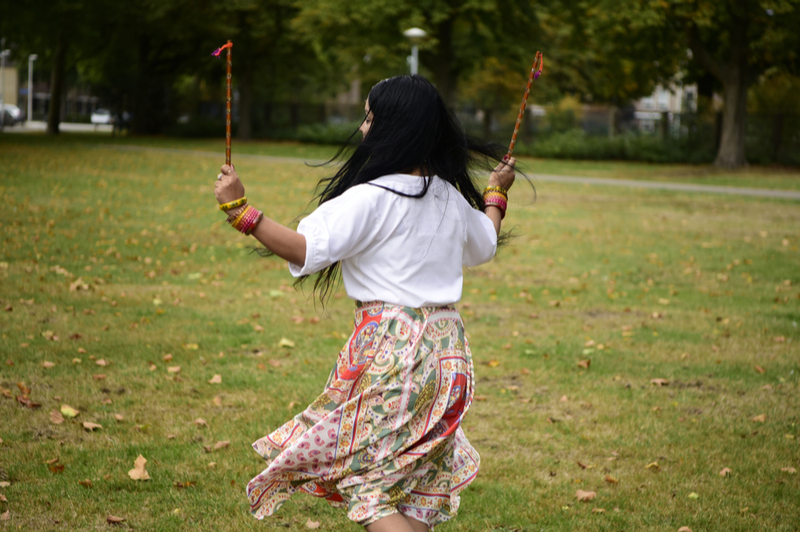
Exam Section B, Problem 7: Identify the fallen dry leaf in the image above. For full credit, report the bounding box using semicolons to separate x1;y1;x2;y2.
42;361;55;369
487;360;500;367
208;462;217;468
575;490;596;502
780;467;797;474
560;395;568;402
167;366;181;374
183;343;199;350
645;462;661;471
751;414;767;423
17;382;30;395
520;367;531;375
60;404;79;418
754;365;766;374
0;494;6;502
306;519;321;529
78;479;92;488
1;511;9;521
77;347;87;354
577;461;588;469
162;353;173;362
48;463;65;474
50;410;65;425
83;422;102;431
114;414;124;421
95;359;109;367
128;455;150;481
577;359;591;369
214;440;230;450
605;475;619;484
719;467;732;477
268;359;282;368
72;358;81;364
93;374;106;380
591;508;605;514
278;337;295;348
678;528;693;532
213;396;222;406
650;378;669;386
106;515;125;524
192;418;208;427
688;492;699;499
208;374;222;384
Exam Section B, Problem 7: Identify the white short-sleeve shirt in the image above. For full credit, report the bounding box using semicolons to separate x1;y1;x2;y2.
288;174;497;307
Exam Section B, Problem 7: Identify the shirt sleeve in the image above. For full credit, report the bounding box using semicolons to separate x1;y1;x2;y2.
462;206;498;267
288;185;385;277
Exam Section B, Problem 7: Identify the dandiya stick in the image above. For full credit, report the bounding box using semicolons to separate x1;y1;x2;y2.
507;51;544;159
212;41;233;166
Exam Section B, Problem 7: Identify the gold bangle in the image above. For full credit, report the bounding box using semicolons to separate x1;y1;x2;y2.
219;197;247;211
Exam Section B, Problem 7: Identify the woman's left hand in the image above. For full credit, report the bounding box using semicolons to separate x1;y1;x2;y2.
214;164;245;206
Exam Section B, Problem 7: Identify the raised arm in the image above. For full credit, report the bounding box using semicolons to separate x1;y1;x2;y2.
213;164;306;267
483;157;516;235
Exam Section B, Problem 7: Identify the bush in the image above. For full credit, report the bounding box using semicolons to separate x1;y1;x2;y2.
514;130;716;163
291;121;361;145
165;116;235;138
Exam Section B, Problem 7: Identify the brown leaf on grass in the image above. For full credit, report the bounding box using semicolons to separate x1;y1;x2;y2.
268;359;282;368
78;479;92;488
93;374;106;380
605;475;619;484
773;336;785;343
213;396;222;406
591;508;605;514
677;527;693;532
306;519;321;529
192;418;207;427
17;382;30;395
577;359;591;369
95;359;109;367
780;467;797;474
308;316;320;324
577;461;588;470
174;481;196;489
213;440;230;450
754;365;766;374
1;511;9;521
208;374;222;384
106;515;125;524
166;433;177;439
575;490;596;502
474;395;487;401
0;494;6;502
128;455;150;480
1;389;11;399
78;347;87;354
114;414;124;421
719;467;732;477
560;395;568;402
72;358;82;364
751;414;767;423
162;354;173;362
16;395;42;409
520;367;531;375
278;337;295;348
50;410;65;425
645;462;661;471
291;316;305;324
487;360;501;367
83;422;103;431
42;361;55;369
167;366;181;373
48;463;65;473
45;457;60;464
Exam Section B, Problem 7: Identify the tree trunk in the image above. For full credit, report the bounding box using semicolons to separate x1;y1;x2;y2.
482;109;493;139
426;16;459;107
714;64;748;168
46;33;68;135
238;71;253;140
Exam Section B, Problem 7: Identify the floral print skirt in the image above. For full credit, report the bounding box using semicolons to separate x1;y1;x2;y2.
247;301;480;526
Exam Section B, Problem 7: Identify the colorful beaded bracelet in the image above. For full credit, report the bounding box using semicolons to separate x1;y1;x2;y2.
228;204;264;235
483;185;508;196
219;197;247;211
483;191;508;219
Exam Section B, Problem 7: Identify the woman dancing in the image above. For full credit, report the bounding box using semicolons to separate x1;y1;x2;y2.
214;74;516;532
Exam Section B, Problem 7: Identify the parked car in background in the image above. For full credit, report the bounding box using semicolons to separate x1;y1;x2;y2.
1;104;23;125
91;109;113;124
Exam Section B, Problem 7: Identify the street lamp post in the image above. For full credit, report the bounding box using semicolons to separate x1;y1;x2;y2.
403;28;427;75
28;54;37;124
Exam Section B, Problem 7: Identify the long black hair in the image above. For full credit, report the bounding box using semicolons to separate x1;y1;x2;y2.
298;74;515;302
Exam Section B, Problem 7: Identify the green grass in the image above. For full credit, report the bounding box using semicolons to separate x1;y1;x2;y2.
0;134;798;531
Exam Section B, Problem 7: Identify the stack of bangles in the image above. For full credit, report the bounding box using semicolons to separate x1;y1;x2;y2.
219;197;263;235
483;185;508;219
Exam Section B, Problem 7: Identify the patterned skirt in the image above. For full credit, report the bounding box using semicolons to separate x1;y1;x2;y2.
247;301;480;526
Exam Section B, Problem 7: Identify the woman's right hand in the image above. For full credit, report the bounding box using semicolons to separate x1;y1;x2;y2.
489;157;516;191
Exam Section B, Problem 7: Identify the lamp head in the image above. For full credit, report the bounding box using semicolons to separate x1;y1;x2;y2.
402;27;427;44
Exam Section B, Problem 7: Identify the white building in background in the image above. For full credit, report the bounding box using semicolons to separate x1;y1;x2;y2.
633;83;697;134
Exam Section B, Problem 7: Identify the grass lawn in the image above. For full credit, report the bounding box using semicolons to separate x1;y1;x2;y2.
0;135;798;531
